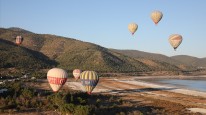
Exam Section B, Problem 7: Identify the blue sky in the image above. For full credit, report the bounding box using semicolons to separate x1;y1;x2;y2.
1;0;206;58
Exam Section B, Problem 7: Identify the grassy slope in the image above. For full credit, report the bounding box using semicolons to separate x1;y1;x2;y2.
0;28;192;72
0;38;56;70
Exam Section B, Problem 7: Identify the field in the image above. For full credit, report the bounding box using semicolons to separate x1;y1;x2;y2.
1;75;205;115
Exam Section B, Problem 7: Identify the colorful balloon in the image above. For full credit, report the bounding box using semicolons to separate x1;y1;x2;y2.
73;69;81;81
80;71;99;95
151;11;163;25
169;34;183;51
47;68;68;92
15;36;23;45
128;23;138;35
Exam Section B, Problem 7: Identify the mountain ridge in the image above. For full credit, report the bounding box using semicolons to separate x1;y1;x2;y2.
171;55;206;68
0;27;203;73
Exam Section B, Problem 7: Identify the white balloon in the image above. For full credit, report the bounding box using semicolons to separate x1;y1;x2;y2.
73;69;81;80
47;68;68;92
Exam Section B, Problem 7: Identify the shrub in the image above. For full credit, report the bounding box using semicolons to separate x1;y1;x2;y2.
74;105;91;115
59;103;75;114
77;97;86;104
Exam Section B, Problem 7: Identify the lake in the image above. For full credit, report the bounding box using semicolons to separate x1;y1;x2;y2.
143;78;206;92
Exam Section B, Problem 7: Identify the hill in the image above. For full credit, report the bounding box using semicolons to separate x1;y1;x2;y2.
8;27;33;34
0;38;57;77
0;28;151;72
110;49;195;70
0;27;194;73
171;55;206;68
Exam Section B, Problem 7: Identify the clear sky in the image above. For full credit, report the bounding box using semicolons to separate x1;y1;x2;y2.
1;0;206;58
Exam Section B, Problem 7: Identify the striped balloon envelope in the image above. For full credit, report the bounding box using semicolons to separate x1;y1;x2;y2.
73;69;82;81
80;71;99;95
47;68;68;92
15;35;23;45
169;34;183;51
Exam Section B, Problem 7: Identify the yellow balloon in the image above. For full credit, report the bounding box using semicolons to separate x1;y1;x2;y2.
80;71;99;95
128;23;138;35
151;11;163;25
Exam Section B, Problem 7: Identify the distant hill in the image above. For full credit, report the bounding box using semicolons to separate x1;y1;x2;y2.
111;49;195;70
171;55;206;68
0;38;57;70
0;28;151;72
8;27;33;34
0;27;196;72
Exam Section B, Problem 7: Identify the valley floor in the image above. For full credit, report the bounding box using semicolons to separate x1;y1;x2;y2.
8;75;206;115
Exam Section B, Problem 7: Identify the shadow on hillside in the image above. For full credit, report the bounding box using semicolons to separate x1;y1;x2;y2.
0;38;16;45
0;38;58;67
106;87;177;94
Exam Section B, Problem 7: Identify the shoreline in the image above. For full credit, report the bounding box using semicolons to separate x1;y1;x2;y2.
115;78;206;98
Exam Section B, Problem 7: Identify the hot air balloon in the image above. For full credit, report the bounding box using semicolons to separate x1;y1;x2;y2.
169;34;183;51
128;23;138;35
47;68;68;92
15;35;23;45
151;11;163;25
73;69;81;81
80;71;99;95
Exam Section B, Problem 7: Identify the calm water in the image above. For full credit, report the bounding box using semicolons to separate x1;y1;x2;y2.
145;78;206;92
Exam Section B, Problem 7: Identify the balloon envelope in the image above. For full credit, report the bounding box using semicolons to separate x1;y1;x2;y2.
169;34;183;50
15;36;23;45
128;23;138;35
151;11;163;25
80;71;99;95
73;69;81;80
47;68;68;92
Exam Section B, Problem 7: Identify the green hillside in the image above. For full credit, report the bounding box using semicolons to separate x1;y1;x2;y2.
0;38;57;71
0;27;191;73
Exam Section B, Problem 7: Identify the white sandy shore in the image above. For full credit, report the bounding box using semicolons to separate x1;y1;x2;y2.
114;78;206;98
133;75;206;79
187;108;206;114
